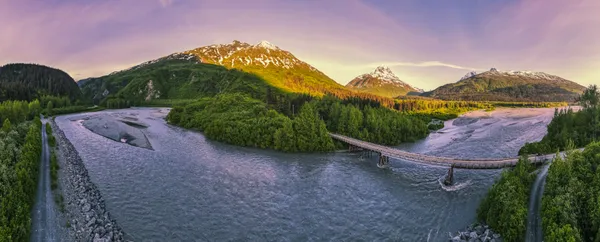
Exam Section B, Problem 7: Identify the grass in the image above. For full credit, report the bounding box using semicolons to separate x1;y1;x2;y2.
50;148;59;190
47;127;64;212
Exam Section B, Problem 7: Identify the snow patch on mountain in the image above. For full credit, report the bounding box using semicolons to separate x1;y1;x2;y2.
460;68;570;82
460;71;478;81
348;66;422;92
255;40;278;50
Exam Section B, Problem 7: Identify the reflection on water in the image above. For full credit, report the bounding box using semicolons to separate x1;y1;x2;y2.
55;107;556;241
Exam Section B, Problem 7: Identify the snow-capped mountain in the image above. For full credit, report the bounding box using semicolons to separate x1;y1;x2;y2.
425;68;586;102
346;66;422;98
459;71;478;81
81;40;346;99
181;40;322;72
461;68;577;83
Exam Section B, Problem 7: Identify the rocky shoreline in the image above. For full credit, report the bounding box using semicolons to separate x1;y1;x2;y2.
50;120;129;242
449;223;502;242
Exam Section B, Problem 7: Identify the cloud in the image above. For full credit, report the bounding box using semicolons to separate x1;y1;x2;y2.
365;61;483;71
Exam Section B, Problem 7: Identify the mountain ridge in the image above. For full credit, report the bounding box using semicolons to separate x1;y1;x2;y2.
86;40;345;97
424;68;586;102
346;66;421;98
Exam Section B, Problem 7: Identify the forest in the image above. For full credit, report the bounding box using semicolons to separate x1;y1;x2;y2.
167;93;334;152
476;157;537;242
520;85;599;155
478;85;600;242
541;142;600;241
0;63;81;102
0;99;42;241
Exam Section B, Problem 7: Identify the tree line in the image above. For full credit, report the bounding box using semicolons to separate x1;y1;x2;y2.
167;93;333;152
476;157;537;242
542;142;600;241
520;85;599;155
0;115;42;241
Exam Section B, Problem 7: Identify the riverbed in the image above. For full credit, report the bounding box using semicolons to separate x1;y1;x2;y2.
54;107;559;241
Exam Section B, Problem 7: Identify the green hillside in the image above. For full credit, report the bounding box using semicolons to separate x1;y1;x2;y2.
0;63;81;102
425;69;586;102
80;40;354;104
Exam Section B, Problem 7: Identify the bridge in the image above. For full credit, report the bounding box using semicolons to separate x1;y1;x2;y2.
329;133;556;170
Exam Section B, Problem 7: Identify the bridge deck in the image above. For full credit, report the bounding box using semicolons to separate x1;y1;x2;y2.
330;133;555;169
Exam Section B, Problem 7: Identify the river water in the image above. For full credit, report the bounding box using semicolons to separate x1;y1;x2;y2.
54;107;557;241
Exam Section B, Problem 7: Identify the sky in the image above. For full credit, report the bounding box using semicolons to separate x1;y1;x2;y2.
1;0;599;91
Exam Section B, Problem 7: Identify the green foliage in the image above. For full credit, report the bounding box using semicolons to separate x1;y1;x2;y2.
0;119;42;241
292;102;334;152
542;142;600;242
104;98;131;109
39;95;71;109
48;106;104;116
316;96;429;146
0;63;81;102
50;150;59;191
167;93;334;152
427;122;444;130
46;101;54;116
520;85;600;155
426;72;586;102
0;100;36;123
46;123;55;147
80;61;277;105
2;119;11;133
477;157;537;242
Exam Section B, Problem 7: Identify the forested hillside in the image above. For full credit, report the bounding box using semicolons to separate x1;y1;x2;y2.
0;63;81;102
80;40;350;103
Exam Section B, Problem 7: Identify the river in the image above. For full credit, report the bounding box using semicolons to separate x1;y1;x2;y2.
54;107;558;241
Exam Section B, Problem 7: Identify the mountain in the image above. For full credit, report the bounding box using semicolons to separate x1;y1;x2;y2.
80;40;348;103
0;63;81;102
181;40;344;93
345;66;421;98
423;68;586;102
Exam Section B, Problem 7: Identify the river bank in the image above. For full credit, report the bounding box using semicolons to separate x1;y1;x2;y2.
50;120;128;241
449;223;502;242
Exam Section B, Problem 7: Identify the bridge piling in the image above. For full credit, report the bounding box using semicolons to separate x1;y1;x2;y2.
443;165;454;186
378;155;389;167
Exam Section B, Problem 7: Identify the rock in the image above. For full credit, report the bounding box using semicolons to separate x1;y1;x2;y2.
475;225;485;235
94;226;106;238
469;232;478;238
450;235;463;242
51;120;127;242
82;203;91;212
493;233;500;239
86;217;97;228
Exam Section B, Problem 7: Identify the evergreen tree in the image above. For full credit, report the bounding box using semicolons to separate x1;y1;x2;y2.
274;120;297;152
2;118;11;132
46;101;54;116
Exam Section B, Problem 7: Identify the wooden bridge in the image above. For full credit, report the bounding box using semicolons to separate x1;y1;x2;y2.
330;133;556;169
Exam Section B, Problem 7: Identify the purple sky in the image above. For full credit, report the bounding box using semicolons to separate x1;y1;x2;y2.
1;0;598;90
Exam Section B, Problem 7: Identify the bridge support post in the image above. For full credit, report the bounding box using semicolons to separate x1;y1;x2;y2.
378;155;389;168
443;165;454;186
